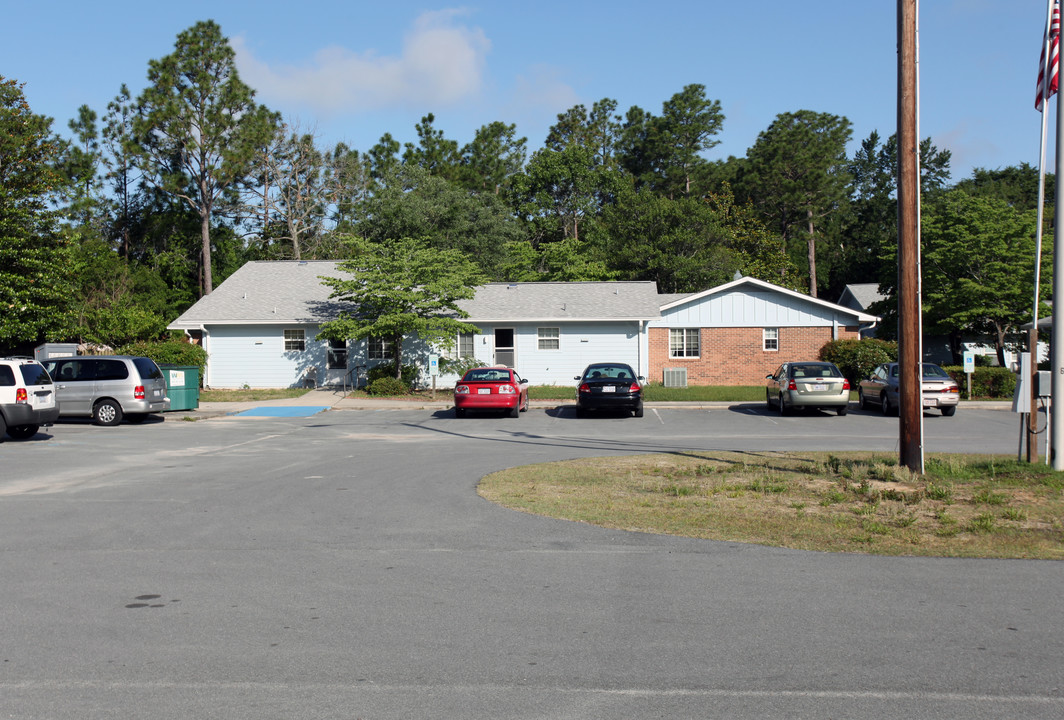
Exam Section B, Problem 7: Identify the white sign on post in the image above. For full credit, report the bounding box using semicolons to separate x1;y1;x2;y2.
963;351;975;374
429;354;439;377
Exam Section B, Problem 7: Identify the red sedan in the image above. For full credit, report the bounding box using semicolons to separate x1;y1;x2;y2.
454;366;530;418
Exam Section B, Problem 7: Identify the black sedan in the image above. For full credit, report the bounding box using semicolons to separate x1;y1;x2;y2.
575;363;644;417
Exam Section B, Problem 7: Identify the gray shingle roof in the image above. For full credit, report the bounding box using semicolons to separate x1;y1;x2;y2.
169;261;350;327
457;282;661;321
169;264;662;328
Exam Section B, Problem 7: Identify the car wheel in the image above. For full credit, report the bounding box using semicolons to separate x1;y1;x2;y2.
836;405;848;416
125;413;148;424
93;399;123;426
575;406;586;418
454;407;465;418
521;394;529;412
6;424;39;440
858;390;869;411
766;389;774;410
509;403;520;418
941;406;956;417
778;394;788;416
881;393;892;416
634;403;644;418
0;414;6;441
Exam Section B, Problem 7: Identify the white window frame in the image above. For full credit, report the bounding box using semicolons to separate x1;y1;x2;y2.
537;327;560;351
368;337;394;360
763;328;779;352
669;328;700;358
284;329;305;352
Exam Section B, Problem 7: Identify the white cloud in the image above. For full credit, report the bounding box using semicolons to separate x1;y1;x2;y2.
233;9;490;114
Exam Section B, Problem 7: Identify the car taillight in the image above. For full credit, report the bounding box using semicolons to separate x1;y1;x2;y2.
842;379;850;390
629;381;641;392
16;388;27;404
788;380;797;391
455;385;469;394
499;384;516;394
941;386;958;394
134;385;145;400
578;383;590;393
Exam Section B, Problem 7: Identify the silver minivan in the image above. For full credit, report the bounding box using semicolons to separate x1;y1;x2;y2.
43;355;171;426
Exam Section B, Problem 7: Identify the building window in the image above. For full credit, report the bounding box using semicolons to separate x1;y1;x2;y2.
368;337;394;360
284;329;305;352
669;328;700;358
763;328;779;351
458;332;474;358
538;327;560;350
326;339;348;369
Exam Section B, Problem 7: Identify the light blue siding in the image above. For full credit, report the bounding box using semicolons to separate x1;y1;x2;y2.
655;290;846;328
206;324;328;388
435;322;647;386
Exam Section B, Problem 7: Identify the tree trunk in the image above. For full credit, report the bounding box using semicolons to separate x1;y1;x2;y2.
806;208;817;298
201;209;213;295
994;322;1007;367
393;334;403;380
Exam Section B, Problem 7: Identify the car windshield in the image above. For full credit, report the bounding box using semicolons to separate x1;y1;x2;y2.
790;364;840;378
464;368;511;382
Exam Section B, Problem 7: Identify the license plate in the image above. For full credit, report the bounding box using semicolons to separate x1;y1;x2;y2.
923;398;935;407
602;386;616;393
154;389;162;397
811;384;826;391
478;388;491;394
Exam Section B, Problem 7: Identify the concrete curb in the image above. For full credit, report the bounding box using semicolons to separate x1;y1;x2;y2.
166;389;1015;421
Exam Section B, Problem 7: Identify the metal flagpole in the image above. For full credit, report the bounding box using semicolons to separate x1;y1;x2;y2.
1053;4;1064;471
1031;0;1055;463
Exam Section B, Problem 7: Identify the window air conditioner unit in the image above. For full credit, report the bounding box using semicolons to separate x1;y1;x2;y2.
663;367;687;388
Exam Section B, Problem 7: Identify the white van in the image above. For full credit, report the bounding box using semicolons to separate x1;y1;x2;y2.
43;355;170;426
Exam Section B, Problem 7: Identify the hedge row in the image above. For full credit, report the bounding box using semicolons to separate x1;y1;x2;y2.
941;366;1016;399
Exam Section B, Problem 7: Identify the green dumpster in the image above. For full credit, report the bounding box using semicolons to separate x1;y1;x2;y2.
161;364;200;411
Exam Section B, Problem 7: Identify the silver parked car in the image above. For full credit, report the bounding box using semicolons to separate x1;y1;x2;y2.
42;355;170;426
858;362;960;416
766;361;850;416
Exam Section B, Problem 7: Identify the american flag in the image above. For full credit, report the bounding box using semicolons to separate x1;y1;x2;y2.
1037;0;1061;111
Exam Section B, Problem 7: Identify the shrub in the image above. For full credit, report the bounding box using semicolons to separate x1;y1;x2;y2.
116;339;208;382
366;376;410;396
819;338;898;386
941;366;1016;399
367;363;419;387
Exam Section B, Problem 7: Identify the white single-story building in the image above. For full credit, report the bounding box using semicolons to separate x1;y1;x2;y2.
168;261;878;389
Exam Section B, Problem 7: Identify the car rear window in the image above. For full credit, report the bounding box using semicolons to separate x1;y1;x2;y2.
791;364;841;378
132;357;163;380
19;363;52;386
465;369;510;382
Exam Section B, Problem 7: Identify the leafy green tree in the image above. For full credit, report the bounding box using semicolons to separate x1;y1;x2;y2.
953;163;1053;212
0;77;78;349
325;142;373;232
132;20;280;295
100;84;143;259
510;144;614;247
402;113;461;181
741;109;852;297
831;130;951;298
600;183;789;293
546;98;621;168
57;104;103;227
318;236;485;380
618;84;724;198
457;121;527;195
919;190;1043;365
355;164;521;278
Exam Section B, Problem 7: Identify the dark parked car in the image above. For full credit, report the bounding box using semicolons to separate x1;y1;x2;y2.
765;361;850;415
858;362;960;416
575;363;644;417
454;366;529;418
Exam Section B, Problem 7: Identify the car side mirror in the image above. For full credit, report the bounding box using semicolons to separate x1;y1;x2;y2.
574;376;580;380
638;376;646;382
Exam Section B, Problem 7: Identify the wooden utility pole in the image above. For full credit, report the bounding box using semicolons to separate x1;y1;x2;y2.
897;0;923;473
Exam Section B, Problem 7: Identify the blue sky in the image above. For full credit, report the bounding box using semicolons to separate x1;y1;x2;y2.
2;1;1055;182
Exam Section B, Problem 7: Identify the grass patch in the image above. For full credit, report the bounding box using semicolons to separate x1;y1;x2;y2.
199;388;312;402
478;451;1064;559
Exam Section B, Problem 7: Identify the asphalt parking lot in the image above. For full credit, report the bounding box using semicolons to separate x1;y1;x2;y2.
1;401;1060;719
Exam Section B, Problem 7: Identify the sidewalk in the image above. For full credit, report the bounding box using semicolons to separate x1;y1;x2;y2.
173;388;1013;420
